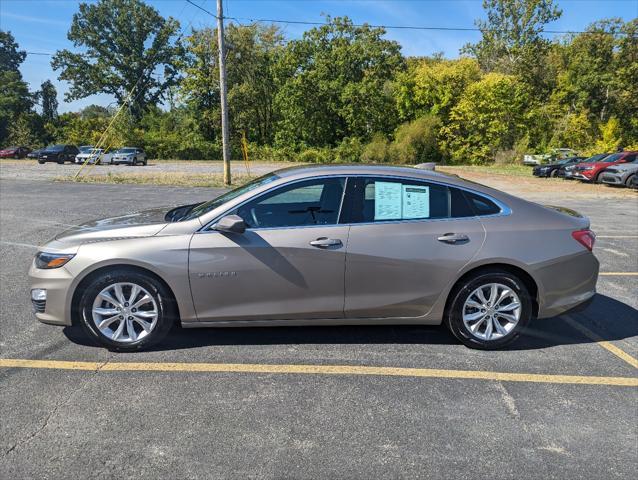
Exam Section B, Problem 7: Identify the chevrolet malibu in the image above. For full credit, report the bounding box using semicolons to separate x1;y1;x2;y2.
29;165;599;351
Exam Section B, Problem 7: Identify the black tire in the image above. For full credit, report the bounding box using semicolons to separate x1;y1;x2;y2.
550;169;558;178
78;269;175;352
445;270;533;350
626;174;635;188
38;160;45;164
142;159;147;166
594;172;604;184
57;159;64;164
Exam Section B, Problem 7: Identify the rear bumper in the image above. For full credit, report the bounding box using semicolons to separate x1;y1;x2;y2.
534;251;599;319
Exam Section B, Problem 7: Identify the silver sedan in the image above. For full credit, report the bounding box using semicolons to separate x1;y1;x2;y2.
29;165;599;351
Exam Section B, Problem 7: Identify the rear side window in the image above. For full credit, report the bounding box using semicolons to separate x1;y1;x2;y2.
463;191;502;216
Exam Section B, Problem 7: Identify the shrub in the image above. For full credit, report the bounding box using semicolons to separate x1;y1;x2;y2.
333;137;363;163
388;115;442;164
361;133;390;163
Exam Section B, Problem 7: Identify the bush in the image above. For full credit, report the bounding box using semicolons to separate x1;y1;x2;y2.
333;137;363;163
388;115;442;164
361;133;390;163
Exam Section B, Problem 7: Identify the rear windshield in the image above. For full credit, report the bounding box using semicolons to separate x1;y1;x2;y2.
45;145;65;152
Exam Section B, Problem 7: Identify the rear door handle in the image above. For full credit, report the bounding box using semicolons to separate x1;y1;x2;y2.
437;233;469;244
309;237;343;248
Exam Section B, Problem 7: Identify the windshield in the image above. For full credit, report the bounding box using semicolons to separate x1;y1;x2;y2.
79;146;95;153
181;173;281;221
116;148;136;154
602;153;622;163
582;153;609;163
45;145;65;152
4;146;18;150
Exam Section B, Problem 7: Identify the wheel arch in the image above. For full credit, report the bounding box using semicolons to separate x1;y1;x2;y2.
70;264;181;326
444;263;539;320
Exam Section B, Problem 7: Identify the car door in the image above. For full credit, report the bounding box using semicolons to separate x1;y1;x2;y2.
342;176;486;319
189;176;349;322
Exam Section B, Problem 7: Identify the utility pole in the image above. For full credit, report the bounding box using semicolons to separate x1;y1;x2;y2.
217;0;231;185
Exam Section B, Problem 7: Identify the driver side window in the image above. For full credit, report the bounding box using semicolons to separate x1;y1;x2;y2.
232;177;345;229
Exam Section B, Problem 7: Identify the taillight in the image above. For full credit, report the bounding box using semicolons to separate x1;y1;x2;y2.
572;229;596;251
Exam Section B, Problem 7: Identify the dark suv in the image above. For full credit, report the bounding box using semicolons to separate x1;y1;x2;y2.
38;145;80;164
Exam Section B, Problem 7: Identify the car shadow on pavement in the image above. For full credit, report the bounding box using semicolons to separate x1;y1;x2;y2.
63;294;637;352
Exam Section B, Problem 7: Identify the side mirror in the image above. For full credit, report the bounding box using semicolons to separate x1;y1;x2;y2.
213;215;246;234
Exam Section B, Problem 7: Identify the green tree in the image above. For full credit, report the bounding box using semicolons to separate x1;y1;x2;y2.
462;0;562;95
0;31;33;143
51;0;183;119
442;73;531;163
1;30;26;72
181;24;284;146
395;58;482;123
274;16;404;147
38;80;58;122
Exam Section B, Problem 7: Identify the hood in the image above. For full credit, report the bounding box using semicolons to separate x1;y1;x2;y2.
604;162;638;173
47;208;170;249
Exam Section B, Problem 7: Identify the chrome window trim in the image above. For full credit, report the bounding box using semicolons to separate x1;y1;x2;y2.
197;173;511;233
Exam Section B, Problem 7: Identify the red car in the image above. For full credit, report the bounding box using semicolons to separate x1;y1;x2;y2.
572;150;638;183
0;146;31;158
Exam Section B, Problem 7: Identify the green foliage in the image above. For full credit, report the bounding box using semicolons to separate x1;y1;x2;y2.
549;111;594;151
38;80;58;122
361;133;390;163
274;16;404;148
1;30;26;72
389;115;442;164
51;0;183;119
442;73;531;164
591;117;623;154
395;58;482;122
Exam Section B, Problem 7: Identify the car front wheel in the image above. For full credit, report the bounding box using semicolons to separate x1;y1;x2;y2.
445;270;533;350
78;269;175;351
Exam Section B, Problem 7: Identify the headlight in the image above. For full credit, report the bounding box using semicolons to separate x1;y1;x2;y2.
35;252;75;269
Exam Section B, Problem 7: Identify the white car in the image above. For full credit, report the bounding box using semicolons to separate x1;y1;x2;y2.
75;146;112;165
112;147;147;166
523;148;578;166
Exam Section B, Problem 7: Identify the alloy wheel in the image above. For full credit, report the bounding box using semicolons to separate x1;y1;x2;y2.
462;283;522;341
91;282;158;343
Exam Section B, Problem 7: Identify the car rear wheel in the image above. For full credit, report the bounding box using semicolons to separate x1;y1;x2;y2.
445;270;533;350
79;269;174;351
626;174;635;188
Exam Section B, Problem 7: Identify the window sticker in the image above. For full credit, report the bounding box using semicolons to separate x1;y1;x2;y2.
374;181;402;220
402;185;430;219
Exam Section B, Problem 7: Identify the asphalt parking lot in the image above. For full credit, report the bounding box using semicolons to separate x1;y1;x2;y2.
0;173;636;479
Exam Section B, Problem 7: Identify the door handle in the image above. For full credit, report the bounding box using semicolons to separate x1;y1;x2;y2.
309;237;342;248
437;233;469;244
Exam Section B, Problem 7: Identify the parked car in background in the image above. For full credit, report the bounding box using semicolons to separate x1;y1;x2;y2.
111;147;146;165
560;153;610;179
0;146;31;158
38;144;80;164
27;148;45;160
524;148;578;166
572;151;637;183
75;146;113;165
533;156;585;178
600;159;638;187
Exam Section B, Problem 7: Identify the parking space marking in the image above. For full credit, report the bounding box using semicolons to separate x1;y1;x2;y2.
1;358;636;387
599;272;638;276
563;316;638;369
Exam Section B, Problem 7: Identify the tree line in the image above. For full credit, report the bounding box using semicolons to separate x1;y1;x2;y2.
1;0;636;164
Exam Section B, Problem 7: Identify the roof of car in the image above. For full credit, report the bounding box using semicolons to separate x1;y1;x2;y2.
276;163;456;180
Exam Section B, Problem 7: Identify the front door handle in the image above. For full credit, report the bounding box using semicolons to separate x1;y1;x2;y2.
437;233;469;244
309;237;343;248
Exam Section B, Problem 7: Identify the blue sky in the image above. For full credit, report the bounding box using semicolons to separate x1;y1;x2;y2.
1;0;637;113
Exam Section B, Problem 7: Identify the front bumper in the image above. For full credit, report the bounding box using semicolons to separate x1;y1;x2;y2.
600;172;624;185
28;261;75;326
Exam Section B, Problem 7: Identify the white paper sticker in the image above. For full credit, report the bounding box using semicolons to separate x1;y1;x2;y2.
374;181;402;220
402;185;430;219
